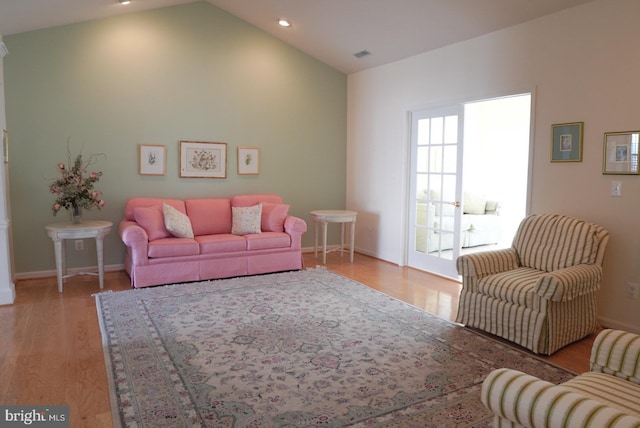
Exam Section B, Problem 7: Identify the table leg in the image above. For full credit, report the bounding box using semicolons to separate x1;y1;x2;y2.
350;219;356;263
96;236;105;289
314;221;318;259
52;237;64;293
340;223;345;257
322;222;328;264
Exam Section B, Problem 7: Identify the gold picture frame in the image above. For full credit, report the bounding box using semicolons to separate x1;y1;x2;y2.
237;146;260;175
551;122;583;162
602;131;640;175
179;141;227;178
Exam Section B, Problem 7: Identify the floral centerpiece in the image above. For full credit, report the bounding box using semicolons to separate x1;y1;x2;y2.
50;150;105;223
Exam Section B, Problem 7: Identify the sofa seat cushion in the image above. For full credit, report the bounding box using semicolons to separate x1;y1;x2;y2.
478;267;542;306
197;234;246;254
148;238;199;258
559;372;640;417
245;232;291;250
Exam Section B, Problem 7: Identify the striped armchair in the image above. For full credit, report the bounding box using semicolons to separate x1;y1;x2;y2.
481;329;640;427
456;214;609;355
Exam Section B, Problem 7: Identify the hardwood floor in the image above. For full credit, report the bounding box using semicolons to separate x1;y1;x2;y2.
0;252;595;427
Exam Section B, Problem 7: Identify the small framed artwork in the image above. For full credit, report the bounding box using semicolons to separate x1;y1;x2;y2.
602;131;640;175
237;146;260;175
2;129;7;163
180;141;227;178
139;144;166;175
551;122;583;162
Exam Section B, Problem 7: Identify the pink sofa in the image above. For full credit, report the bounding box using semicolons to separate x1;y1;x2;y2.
119;194;307;288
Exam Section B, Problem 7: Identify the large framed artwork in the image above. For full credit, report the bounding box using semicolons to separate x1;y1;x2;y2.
602;131;640;175
551;122;583;162
179;141;227;178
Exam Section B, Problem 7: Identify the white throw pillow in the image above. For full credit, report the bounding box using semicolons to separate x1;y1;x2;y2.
232;204;262;235
463;192;487;215
163;203;194;239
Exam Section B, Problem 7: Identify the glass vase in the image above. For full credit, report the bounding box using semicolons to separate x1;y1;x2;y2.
71;204;82;224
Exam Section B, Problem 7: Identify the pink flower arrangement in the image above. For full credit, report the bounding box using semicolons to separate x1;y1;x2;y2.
50;152;105;215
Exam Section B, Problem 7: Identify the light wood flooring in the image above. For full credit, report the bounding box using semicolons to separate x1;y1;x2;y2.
0;252;595;427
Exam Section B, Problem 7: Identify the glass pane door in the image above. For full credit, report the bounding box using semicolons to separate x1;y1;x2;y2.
408;107;462;279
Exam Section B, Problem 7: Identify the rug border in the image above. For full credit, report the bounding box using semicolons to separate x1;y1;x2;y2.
94;291;124;428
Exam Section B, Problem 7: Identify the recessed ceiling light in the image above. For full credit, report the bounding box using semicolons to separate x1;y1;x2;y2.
278;19;291;27
118;0;131;4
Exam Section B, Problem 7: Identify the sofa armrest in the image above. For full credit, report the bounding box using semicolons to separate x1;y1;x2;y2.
534;264;602;302
482;368;640;428
119;220;149;266
284;216;307;251
590;329;640;384
456;248;519;278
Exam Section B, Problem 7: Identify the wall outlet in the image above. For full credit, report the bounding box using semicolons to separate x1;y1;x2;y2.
627;282;640;300
74;240;84;251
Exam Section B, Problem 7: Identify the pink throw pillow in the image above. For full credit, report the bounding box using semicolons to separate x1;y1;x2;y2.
133;205;171;241
261;203;290;232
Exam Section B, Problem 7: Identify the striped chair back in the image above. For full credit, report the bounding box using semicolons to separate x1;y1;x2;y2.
512;214;609;272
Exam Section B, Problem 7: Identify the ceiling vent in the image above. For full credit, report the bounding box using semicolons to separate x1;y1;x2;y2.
353;50;371;59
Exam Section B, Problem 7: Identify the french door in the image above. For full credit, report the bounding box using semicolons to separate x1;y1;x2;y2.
407;106;463;279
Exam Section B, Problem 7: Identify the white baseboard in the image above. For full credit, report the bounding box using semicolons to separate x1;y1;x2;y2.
598;316;640;335
14;264;125;280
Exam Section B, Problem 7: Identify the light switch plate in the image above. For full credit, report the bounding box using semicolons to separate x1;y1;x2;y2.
611;181;622;197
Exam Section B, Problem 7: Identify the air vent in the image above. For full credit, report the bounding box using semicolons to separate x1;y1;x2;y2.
353;50;371;59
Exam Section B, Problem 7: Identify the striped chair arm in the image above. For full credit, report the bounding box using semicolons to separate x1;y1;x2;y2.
591;329;640;384
456;248;519;278
482;368;640;428
534;264;602;302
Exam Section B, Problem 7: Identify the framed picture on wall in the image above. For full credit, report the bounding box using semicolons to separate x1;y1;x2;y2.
237;146;260;175
179;141;227;178
551;122;583;162
139;144;166;175
602;131;640;175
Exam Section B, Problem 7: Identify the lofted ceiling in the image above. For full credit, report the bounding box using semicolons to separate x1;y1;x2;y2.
0;0;595;74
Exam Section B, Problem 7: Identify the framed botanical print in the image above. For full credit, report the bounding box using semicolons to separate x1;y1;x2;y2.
179;141;227;178
139;144;166;175
237;146;260;175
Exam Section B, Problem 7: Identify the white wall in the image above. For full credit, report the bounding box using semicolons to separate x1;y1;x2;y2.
347;0;640;332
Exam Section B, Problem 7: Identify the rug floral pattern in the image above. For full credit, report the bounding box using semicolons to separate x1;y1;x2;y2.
96;269;574;427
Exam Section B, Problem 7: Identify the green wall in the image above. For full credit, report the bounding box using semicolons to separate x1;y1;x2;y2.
4;2;347;274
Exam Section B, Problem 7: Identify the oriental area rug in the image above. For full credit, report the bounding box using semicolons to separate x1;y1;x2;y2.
95;268;574;427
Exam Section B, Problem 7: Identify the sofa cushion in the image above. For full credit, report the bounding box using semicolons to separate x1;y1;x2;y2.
148;238;199;258
197;234;247;253
559;372;640;417
186;198;232;235
133;205;171;241
232;204;262;235
514;214;598;272
464;192;487;214
245;232;291;250
124;198;185;221
262;203;290;232
163;203;194;239
478;267;541;307
231;194;283;207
